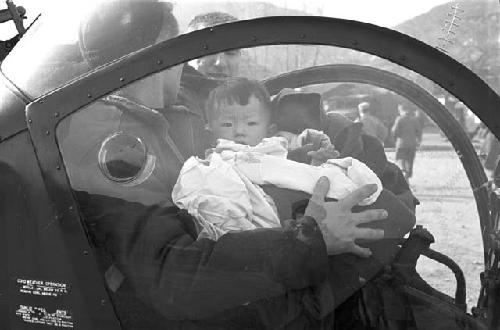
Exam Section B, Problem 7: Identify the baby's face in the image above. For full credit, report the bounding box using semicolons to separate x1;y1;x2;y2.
209;96;273;146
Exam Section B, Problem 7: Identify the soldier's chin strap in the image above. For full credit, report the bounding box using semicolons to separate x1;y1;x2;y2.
102;94;186;165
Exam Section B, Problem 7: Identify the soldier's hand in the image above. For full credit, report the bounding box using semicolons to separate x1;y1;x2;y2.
305;177;386;257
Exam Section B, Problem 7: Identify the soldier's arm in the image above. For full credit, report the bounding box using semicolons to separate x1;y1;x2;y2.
75;191;328;320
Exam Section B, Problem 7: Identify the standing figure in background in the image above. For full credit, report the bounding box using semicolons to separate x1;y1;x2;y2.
392;104;422;180
356;101;388;146
185;12;240;78
173;12;240;158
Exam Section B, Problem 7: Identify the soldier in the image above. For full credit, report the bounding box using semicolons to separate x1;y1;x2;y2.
356;101;388;145
59;1;396;328
185;12;241;78
391;104;423;180
175;12;241;153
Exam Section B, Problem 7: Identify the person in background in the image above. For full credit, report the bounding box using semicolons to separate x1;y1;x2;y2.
391;104;422;180
185;12;241;78
174;12;240;157
356;101;388;145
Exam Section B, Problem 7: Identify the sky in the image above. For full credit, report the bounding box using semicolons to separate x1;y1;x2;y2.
0;0;451;39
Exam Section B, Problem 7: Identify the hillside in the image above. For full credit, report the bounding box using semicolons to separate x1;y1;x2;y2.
393;0;500;93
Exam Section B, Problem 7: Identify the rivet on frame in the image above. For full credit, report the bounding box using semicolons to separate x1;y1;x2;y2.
300;34;306;39
69;206;74;211
252;35;258;42
83;250;89;256
203;44;209;51
56;165;61;170
157;59;163;65
45;130;50;135
54;112;59;118
39;100;44;104
101;299;107;306
28;119;32;124
119;77;125;82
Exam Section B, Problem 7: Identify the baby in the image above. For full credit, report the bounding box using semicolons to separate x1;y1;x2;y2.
172;78;383;240
205;77;337;163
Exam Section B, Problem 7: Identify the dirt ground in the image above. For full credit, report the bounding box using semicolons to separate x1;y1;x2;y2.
385;131;484;311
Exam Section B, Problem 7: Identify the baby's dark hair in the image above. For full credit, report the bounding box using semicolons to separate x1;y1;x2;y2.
206;78;273;121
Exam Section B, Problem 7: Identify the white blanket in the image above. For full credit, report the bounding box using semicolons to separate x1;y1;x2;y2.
172;137;382;240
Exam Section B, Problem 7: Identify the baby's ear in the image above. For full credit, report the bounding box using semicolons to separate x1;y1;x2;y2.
267;123;278;136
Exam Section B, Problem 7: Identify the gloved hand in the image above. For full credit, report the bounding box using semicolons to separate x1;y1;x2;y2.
305;176;386;257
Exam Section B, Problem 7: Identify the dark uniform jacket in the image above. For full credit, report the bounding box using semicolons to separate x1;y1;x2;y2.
76;191;332;329
391;114;423;149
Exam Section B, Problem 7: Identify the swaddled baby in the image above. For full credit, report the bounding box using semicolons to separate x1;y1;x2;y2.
172;78;382;240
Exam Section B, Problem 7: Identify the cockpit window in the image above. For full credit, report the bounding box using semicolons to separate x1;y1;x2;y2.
53;32;486;327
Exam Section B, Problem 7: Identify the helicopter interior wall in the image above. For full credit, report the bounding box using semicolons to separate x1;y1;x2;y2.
0;132;111;329
0;160;37;327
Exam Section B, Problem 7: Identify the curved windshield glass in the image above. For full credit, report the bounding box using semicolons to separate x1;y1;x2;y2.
54;33;487;329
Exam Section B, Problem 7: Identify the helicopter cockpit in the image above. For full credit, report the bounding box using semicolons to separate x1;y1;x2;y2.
1;0;500;329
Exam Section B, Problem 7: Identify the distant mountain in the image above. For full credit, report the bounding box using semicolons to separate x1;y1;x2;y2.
394;0;500;93
395;0;500;47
